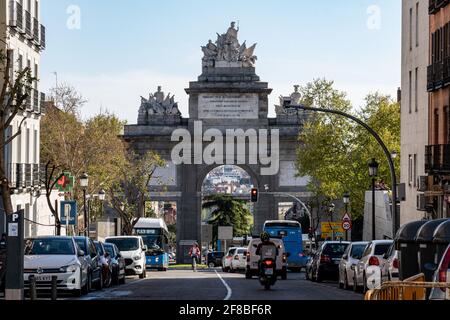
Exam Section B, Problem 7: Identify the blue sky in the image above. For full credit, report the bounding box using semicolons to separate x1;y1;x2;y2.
40;0;401;123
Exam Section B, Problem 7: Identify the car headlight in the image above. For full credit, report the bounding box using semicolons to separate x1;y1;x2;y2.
60;264;78;273
133;255;141;261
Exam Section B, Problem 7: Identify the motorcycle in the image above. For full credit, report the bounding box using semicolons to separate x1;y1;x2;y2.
258;258;277;290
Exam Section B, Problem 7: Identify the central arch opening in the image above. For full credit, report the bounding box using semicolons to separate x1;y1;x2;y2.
200;165;256;253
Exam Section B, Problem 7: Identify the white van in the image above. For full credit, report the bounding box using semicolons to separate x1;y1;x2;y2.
105;236;147;279
246;238;287;280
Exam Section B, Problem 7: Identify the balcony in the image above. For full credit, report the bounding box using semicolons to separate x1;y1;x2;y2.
25;10;32;38
427;62;444;92
40;24;46;49
9;1;24;30
33;88;39;113
40;92;46;114
430;0;450;14
33;18;39;44
425;144;450;174
7;163;41;189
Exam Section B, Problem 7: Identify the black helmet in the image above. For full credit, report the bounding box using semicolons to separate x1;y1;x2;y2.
260;232;270;242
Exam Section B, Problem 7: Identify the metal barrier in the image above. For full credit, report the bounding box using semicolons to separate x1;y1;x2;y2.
365;273;450;300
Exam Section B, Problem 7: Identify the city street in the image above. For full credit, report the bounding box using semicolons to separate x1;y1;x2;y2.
71;269;362;301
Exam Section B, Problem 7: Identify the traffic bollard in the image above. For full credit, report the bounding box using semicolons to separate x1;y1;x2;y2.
51;276;57;300
29;275;37;300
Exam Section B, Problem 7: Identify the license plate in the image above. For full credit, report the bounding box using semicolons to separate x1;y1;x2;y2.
35;275;52;282
264;268;274;275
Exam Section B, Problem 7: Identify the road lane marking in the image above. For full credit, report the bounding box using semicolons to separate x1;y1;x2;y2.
215;270;232;301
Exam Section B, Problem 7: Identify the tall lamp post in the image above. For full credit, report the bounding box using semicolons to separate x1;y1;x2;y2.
343;192;350;241
368;159;379;240
80;173;89;236
329;203;335;240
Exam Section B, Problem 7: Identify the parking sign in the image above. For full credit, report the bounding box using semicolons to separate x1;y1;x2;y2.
60;201;77;225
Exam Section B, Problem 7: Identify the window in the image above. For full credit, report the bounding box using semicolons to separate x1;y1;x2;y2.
416;3;419;47
435;109;440;144
409;8;413;51
35;0;38;18
414;154;417;188
409;71;412;113
18;54;23;71
25;128;30;164
415;67;418;112
34;63;38;88
445;106;449;144
33;129;37;163
409;155;413;186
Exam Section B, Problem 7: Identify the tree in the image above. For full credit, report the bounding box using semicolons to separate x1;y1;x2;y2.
0;50;34;215
108;151;165;235
202;194;253;245
296;79;400;220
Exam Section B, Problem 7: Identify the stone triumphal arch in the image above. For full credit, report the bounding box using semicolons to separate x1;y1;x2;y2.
123;23;311;262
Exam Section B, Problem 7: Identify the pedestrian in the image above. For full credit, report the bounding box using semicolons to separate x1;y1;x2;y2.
189;242;200;272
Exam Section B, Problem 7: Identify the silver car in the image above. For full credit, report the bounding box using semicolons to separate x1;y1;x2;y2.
380;243;399;283
429;244;450;300
338;242;368;290
353;240;393;293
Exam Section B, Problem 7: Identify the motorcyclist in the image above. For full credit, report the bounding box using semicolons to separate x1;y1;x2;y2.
256;232;278;260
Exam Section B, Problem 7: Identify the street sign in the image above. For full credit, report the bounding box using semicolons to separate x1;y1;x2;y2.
342;213;351;222
55;172;75;192
60;201;77;225
321;222;344;233
218;226;233;240
342;221;352;231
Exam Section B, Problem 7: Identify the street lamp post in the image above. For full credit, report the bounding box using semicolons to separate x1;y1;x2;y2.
329;203;335;241
343;192;350;241
368;159;379;240
80;173;89;236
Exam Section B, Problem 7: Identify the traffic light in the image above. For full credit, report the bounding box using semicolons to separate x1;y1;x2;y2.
251;188;258;203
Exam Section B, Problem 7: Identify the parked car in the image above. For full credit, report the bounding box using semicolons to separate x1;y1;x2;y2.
105;236;147;279
222;247;237;272
305;252;316;281
353;240;393;293
94;241;112;288
310;241;350;282
338;241;368;290
380;243;399;283
23;236;89;297
207;251;224;268
246;238;287;280
230;248;247;272
429;244;450;300
103;242;126;285
74;236;103;291
168;252;176;265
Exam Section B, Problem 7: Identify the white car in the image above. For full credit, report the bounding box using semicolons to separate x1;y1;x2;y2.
353;240;393;293
105;236;147;279
222;247;237;272
429;244;450;300
338;241;368;290
380;243;399;283
230;247;248;272
246;238;287;280
23;236;89;297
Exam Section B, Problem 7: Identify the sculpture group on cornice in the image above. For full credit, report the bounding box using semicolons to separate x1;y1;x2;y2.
137;86;181;124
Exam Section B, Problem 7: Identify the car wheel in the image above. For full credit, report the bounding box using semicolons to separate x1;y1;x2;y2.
316;269;322;283
119;273;126;285
343;272;349;290
305;268;310;280
338;271;344;289
353;271;359;293
96;271;103;290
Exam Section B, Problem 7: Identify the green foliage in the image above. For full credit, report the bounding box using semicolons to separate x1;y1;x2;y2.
296;79;400;219
203;194;252;244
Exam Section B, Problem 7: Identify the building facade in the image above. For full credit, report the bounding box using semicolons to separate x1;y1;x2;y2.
0;0;59;236
426;0;450;219
401;0;430;224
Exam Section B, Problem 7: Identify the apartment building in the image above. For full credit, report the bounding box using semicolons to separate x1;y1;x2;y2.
0;0;60;236
425;0;450;218
401;0;430;224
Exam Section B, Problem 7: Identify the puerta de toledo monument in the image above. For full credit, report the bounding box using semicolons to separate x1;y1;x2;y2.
123;22;311;263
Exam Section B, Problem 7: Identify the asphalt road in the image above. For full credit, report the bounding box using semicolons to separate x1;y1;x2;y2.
74;269;363;301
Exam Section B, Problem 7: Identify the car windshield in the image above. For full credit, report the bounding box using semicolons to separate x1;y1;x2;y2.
94;242;104;255
74;238;87;252
103;244;115;256
237;249;246;254
141;235;162;252
25;238;75;255
374;244;391;256
323;244;349;256
106;238;139;251
351;244;367;259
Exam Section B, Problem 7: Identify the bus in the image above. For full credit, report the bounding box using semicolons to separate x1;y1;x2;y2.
263;220;308;272
133;218;170;271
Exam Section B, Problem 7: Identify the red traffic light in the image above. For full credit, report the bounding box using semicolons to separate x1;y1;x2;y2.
251;188;258;202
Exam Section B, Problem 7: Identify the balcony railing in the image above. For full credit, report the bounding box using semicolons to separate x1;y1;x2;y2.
9;1;24;30
33;18;39;44
25;10;32;38
40;24;46;49
40;92;46;114
7;163;41;189
425;144;450;174
427;62;445;92
430;0;450;14
33;88;39;113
